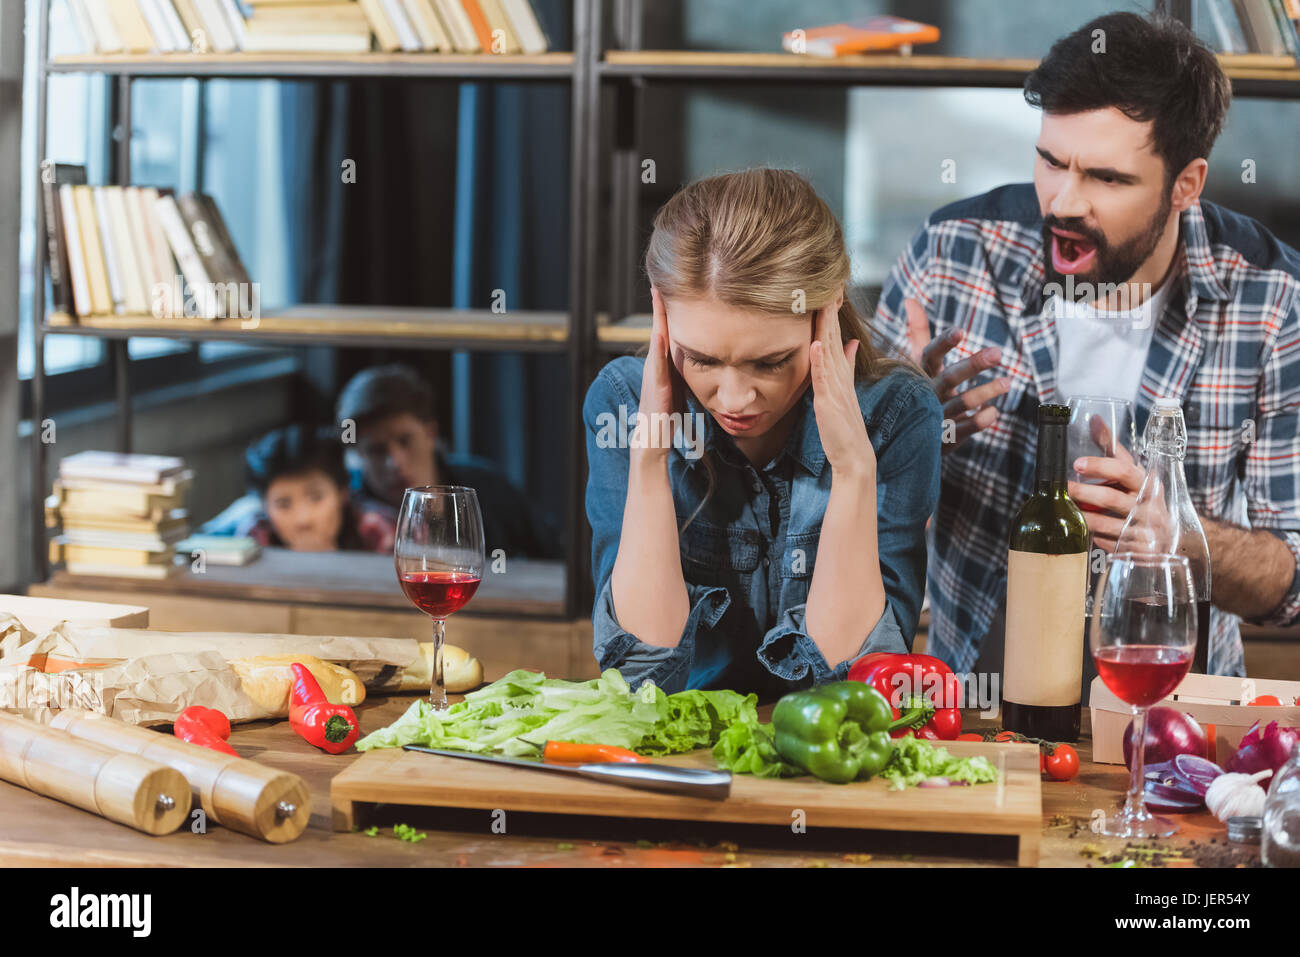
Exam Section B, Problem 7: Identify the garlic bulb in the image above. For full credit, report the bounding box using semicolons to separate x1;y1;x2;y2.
1205;769;1273;823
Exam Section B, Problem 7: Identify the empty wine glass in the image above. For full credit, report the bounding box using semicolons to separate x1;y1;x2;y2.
1090;552;1196;839
395;487;485;711
1067;396;1135;489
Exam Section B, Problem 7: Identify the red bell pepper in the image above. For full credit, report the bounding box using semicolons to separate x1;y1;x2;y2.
174;706;239;756
848;652;963;740
288;662;360;754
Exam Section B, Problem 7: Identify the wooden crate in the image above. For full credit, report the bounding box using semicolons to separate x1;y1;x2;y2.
1089;673;1300;765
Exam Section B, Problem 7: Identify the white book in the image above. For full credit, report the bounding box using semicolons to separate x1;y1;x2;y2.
434;0;478;51
381;0;422;50
63;561;176;580
66;0;102;53
57;529;189;551
216;0;249;48
500;0;546;54
59;185;93;318
92;187;126;314
103;187;149;314
123;187;164;311
60;450;187;484
137;188;178;295
154;193;216;318
136;0;179;51
192;0;236;50
83;0;126;53
154;0;194;50
401;0;449;51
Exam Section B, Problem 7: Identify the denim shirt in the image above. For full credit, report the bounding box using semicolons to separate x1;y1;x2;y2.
583;356;942;700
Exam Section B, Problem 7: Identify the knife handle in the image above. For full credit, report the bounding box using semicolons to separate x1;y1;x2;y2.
576;763;732;800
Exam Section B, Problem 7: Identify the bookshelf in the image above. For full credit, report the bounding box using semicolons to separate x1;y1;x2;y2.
28;0;1300;621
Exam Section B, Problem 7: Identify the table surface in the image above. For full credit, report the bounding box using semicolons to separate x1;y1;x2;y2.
49;548;568;617
0;695;1261;868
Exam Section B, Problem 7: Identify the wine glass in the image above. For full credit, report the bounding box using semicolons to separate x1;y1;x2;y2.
1090;552;1196;839
395;487;485;711
1067;396;1135;490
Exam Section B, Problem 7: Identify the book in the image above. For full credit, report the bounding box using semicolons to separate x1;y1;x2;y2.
72;186;113;315
59;451;188;485
781;15;941;57
83;0;126;53
154;0;195;50
358;0;401;50
105;0;159;52
1234;0;1290;52
402;0;452;52
50;539;177;567
500;0;547;54
92;187;126;314
216;0;251;48
1268;0;1300;54
478;0;519;53
135;187;179;302
61;561;179;580
434;0;479;51
459;0;495;51
154;192;216;318
65;0;102;53
55;526;191;551
58;184;93;317
170;0;208;50
173;534;262;566
196;193;252;287
40;162;87;317
53;474;193;512
123;187;165;313
381;0;423;50
176;192;243;316
193;0;238;50
103;186;150;314
136;0;181;51
240;2;371;51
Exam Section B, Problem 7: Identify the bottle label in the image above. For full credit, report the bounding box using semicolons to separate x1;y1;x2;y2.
1004;548;1088;707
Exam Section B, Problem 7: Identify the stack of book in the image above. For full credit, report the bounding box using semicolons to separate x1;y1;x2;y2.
62;0;551;55
41;161;251;322
46;452;194;580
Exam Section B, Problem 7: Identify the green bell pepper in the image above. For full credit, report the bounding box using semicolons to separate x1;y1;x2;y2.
771;681;895;784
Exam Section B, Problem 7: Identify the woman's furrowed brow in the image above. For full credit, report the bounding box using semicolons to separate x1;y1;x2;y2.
675;343;798;363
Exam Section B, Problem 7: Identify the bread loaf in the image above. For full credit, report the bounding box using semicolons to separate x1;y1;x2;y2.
399;643;483;693
227;655;365;716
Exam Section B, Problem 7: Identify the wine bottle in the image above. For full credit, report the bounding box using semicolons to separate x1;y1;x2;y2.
1115;397;1212;672
1004;403;1090;741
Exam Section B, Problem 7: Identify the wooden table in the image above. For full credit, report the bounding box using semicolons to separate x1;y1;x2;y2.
0;695;1258;868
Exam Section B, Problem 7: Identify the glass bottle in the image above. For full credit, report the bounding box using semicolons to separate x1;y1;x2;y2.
1114;398;1212;672
1264;742;1300;867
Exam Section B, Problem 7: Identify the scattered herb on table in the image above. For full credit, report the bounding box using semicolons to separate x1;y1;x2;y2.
393;824;427;843
363;826;379;837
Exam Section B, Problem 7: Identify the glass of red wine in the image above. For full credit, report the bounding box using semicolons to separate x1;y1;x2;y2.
1090;552;1196;839
395;486;485;712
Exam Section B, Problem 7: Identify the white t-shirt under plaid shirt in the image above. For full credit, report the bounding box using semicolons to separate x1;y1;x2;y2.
873;183;1300;677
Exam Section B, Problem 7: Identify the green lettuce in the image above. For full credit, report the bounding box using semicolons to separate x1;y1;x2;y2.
879;736;999;790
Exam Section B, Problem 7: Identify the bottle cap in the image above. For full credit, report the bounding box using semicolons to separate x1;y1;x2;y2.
1227;816;1262;844
1154;397;1181;411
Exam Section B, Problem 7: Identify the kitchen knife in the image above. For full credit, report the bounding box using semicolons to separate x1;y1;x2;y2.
402;745;732;800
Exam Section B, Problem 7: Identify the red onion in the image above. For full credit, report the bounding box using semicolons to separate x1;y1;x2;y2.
1124;707;1208;770
1227;721;1300;777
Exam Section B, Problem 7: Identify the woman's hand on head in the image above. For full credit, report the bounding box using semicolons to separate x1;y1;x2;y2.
635;287;685;462
810;302;875;479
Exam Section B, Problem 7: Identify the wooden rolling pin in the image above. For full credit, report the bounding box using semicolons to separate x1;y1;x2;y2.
49;710;311;844
0;711;190;835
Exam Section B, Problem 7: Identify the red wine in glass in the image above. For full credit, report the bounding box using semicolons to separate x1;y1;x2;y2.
399;571;482;619
1093;645;1192;708
395;486;485;711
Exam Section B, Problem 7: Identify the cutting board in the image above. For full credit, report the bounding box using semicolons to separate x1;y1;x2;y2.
331;740;1043;865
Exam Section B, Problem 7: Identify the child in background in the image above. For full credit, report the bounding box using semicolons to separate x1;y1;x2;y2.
241;425;394;553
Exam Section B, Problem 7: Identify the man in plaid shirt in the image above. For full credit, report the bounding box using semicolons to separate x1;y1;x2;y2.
874;13;1300;679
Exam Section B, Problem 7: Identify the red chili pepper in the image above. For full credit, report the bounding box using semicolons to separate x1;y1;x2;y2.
174;706;238;756
288;662;359;754
849;652;963;740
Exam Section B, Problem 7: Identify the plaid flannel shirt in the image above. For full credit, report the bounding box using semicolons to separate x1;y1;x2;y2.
874;183;1300;677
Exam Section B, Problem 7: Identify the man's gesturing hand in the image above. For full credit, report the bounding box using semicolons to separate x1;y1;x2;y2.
904;298;1009;452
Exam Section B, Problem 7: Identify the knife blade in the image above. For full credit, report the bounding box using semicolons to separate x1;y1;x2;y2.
402;745;732;800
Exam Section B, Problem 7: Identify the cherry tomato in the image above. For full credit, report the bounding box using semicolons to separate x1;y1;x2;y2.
929;709;962;739
1249;695;1282;707
994;731;1017;743
1044;744;1079;781
957;733;983;742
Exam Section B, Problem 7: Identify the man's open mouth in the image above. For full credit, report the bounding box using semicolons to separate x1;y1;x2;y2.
1050;227;1099;275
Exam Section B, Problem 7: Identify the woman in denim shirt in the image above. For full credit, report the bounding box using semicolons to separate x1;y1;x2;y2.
584;169;942;700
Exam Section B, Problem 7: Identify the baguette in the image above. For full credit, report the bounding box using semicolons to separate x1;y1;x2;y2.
399;642;483;693
227;654;365;716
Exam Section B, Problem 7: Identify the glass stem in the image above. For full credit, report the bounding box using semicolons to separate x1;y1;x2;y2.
1124;704;1147;820
429;617;447;711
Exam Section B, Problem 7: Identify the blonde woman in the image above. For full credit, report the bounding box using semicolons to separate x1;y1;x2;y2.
584;169;942;699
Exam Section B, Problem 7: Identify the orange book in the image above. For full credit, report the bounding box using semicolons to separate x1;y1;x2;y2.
458;0;495;51
782;15;940;58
